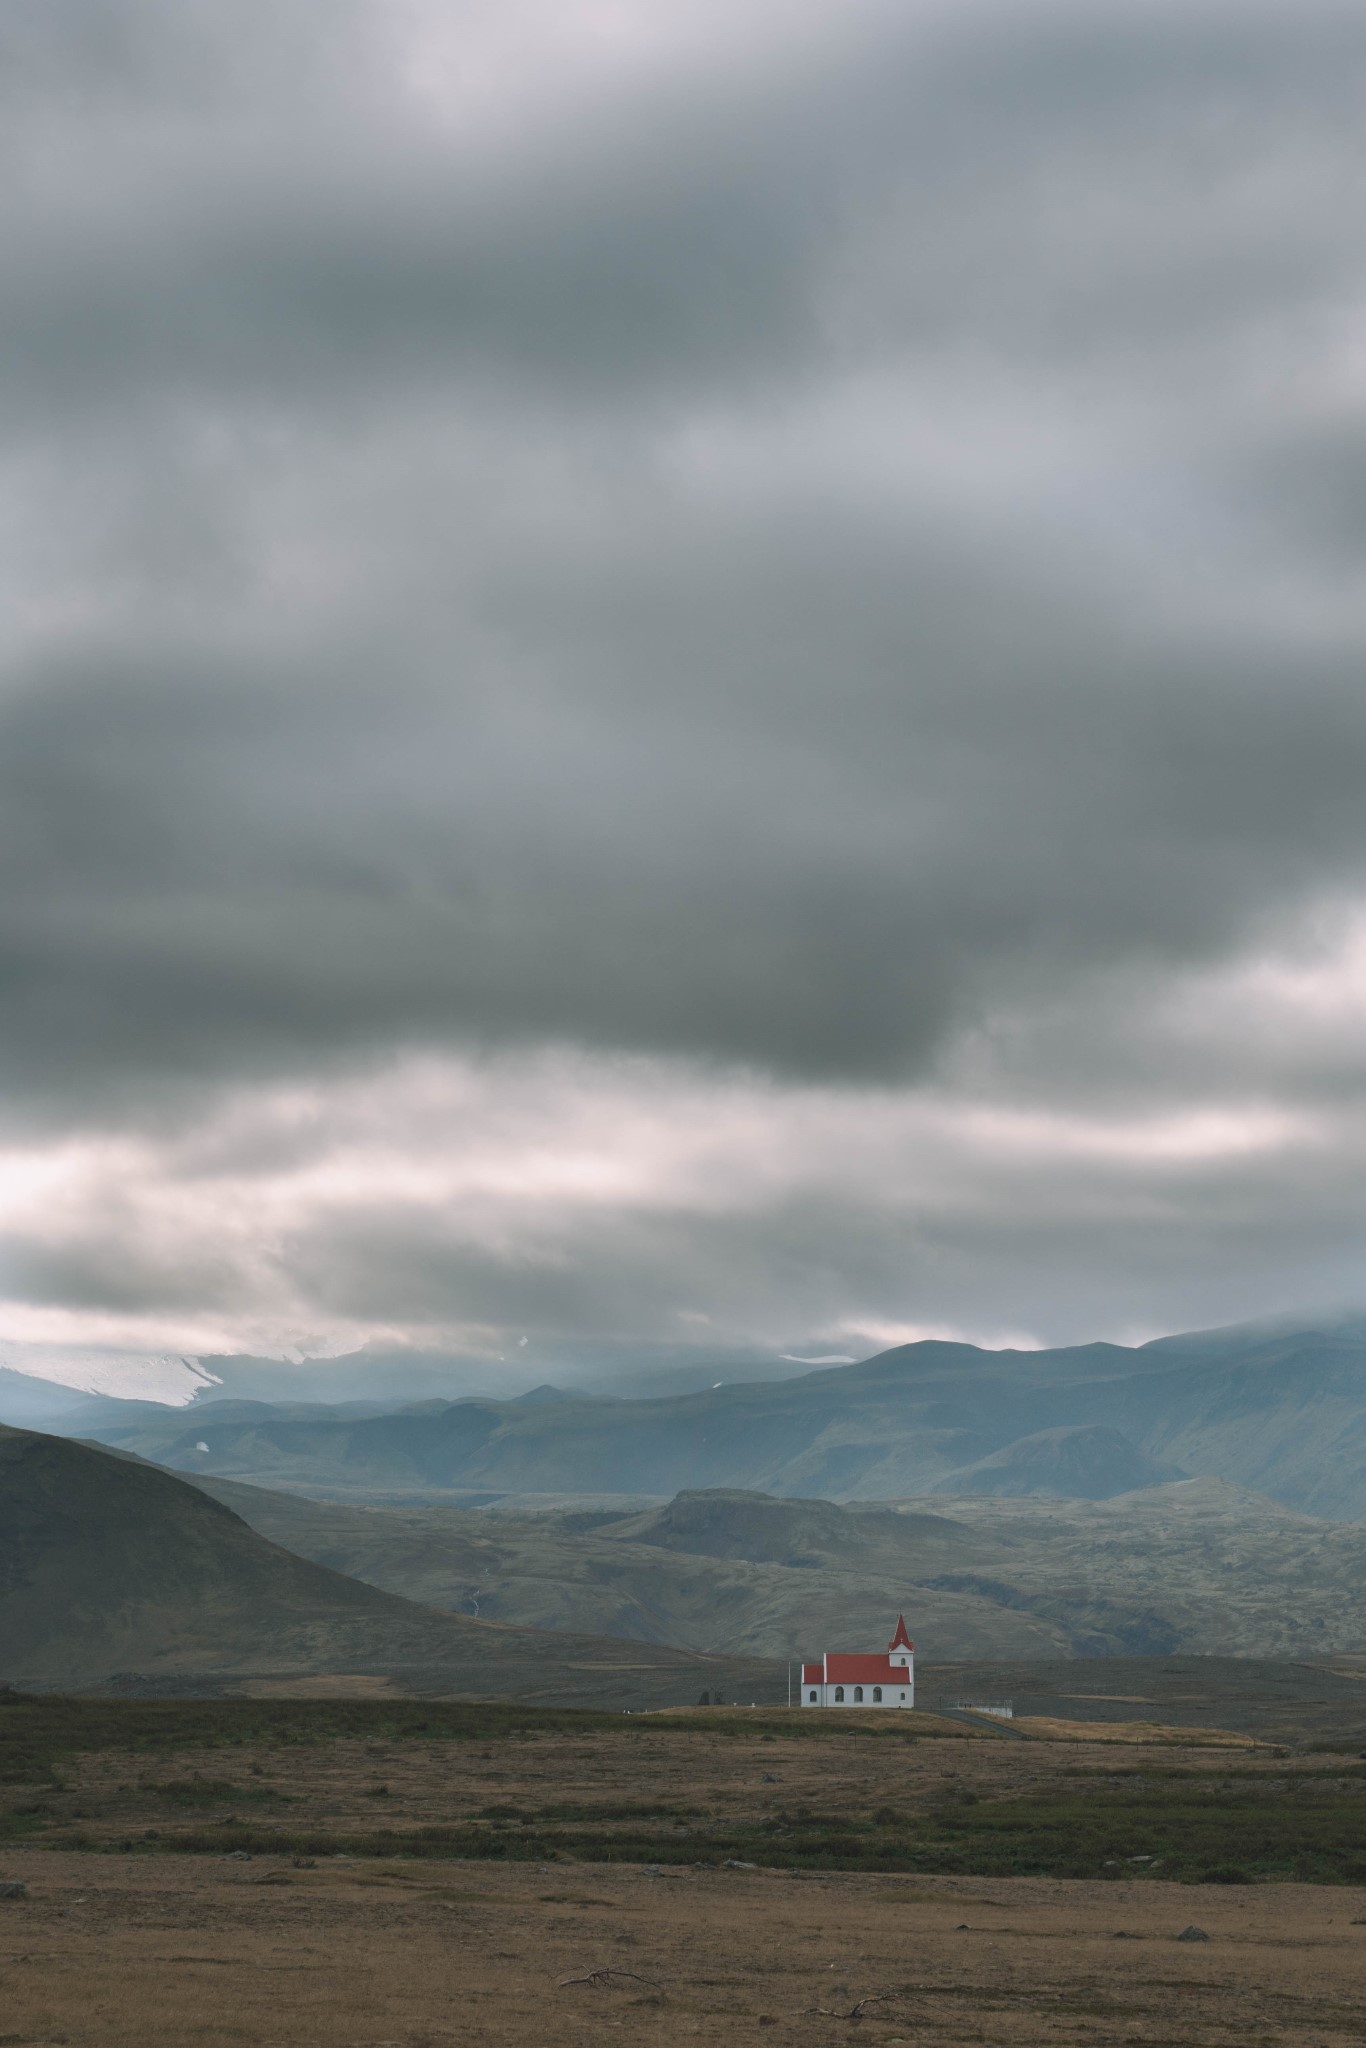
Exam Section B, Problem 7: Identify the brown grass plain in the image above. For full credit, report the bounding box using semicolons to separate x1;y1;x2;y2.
2;1847;1364;2048
4;1714;1366;2045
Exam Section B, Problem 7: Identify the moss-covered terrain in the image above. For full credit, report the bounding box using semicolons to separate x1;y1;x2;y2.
5;1693;1366;1886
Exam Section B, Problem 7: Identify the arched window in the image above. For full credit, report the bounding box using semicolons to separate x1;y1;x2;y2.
853;1686;864;1702
809;1690;817;1704
872;1686;882;1703
899;1691;907;1701
833;1686;845;1702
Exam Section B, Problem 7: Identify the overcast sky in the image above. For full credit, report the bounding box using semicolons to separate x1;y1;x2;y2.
3;0;1366;1389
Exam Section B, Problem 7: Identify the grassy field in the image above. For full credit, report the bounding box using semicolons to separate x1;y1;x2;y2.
0;1691;642;1784
5;1696;1366;2046
5;1692;1366;1886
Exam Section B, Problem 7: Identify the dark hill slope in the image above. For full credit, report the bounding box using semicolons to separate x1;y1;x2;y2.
0;1426;778;1703
71;1327;1366;1518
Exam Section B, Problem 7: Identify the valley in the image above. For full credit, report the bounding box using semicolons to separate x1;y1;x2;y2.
182;1470;1366;1663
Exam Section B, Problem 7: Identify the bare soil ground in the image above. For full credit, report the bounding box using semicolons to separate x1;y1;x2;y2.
2;1848;1364;2047
5;1706;1366;2043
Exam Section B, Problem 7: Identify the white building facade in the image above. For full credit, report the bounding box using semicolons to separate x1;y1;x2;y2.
800;1614;915;1708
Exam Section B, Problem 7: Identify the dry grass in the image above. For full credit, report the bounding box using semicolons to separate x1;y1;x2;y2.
1;1849;1365;2046
4;1705;1366;2043
1;1711;1295;1861
1011;1716;1258;1745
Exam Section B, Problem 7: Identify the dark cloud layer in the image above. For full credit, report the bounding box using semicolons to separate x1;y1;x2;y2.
2;0;1366;1367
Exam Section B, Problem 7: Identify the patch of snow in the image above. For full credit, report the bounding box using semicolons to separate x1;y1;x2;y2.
0;1342;220;1406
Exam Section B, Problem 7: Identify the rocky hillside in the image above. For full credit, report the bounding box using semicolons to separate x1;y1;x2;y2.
182;1471;1366;1662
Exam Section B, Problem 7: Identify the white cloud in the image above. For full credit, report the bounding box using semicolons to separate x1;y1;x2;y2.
2;899;1363;1374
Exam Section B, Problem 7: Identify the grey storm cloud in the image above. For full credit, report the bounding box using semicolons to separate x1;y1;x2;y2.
2;0;1366;1362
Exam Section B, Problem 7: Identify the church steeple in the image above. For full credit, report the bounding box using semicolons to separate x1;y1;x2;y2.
888;1613;913;1665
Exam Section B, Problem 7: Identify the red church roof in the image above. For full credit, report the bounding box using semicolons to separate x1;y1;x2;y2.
822;1654;912;1685
800;1618;916;1690
800;1657;915;1685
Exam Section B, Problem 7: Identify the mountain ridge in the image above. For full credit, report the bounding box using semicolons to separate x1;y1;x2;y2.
59;1324;1366;1518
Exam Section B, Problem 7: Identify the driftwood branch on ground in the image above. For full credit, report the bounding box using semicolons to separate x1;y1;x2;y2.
803;1995;885;2019
557;1967;663;1991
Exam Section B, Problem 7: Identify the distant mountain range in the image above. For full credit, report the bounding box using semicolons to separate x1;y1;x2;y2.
0;1335;821;1417
35;1320;1366;1520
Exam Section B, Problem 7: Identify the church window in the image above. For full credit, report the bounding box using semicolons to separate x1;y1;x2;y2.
872;1686;882;1702
834;1686;845;1702
809;1690;817;1703
853;1686;864;1702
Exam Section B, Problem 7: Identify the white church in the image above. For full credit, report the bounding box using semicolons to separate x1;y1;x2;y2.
801;1613;915;1708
